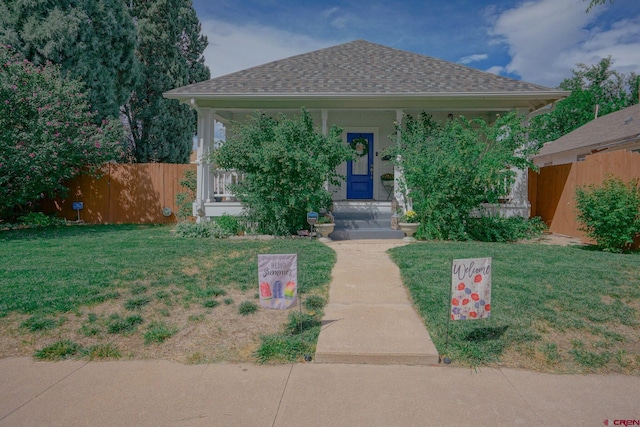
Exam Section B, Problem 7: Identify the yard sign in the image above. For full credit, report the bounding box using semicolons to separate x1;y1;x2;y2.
450;258;491;320
258;254;297;309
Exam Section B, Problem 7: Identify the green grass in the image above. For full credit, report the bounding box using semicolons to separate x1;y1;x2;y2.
238;300;259;315
0;224;336;362
255;311;322;363
34;340;82;360
389;242;640;373
143;321;178;344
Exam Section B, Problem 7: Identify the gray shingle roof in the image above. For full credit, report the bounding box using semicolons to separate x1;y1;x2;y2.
166;40;555;96
536;104;640;156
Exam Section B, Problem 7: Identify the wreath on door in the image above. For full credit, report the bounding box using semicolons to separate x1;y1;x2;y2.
350;137;369;157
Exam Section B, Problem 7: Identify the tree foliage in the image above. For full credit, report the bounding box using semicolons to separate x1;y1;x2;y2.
124;0;210;163
0;45;124;219
0;0;138;123
584;0;613;12
388;112;534;240
530;57;639;144
213;110;353;236
575;176;640;252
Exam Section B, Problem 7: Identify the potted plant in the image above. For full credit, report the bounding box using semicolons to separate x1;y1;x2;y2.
380;172;394;183
399;210;420;241
314;213;335;240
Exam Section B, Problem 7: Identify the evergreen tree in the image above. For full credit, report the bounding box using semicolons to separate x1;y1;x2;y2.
124;0;210;163
0;0;138;122
530;57;640;144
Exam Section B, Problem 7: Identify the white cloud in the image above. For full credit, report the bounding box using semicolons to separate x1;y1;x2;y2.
459;54;488;64
200;19;333;78
485;65;505;75
489;0;640;87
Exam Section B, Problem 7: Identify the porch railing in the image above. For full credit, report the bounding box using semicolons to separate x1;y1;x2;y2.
209;169;243;200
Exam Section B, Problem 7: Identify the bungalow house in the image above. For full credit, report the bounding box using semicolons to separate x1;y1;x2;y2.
164;40;567;228
533;103;640;167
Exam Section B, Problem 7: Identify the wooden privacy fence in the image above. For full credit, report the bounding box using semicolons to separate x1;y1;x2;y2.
42;163;196;224
529;150;640;242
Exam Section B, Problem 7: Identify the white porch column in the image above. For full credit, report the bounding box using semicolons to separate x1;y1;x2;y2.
321;109;328;136
394;109;409;210
193;102;215;221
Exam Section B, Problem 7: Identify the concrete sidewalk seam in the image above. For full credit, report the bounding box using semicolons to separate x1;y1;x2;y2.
271;364;294;427
0;360;88;423
498;368;547;425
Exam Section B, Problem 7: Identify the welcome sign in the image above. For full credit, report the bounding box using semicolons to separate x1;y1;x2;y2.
258;254;298;309
450;258;492;321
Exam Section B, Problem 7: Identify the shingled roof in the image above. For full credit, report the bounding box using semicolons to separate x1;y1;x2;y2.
536;103;640;157
166;40;555;96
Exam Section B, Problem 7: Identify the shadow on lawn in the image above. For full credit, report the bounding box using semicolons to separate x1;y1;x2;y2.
464;325;509;342
0;224;150;242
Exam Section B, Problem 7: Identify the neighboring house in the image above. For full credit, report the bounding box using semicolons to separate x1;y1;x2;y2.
164;40;567;220
534;103;640;167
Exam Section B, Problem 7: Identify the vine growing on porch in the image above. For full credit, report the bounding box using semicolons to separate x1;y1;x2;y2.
212;109;353;236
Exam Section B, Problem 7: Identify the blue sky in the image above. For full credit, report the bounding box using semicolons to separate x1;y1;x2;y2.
193;0;640;88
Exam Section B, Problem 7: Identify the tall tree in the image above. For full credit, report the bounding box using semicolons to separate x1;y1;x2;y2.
124;0;210;163
530;57;640;144
0;46;124;219
0;0;138;122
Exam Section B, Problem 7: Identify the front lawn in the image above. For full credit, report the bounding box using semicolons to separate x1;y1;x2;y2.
389;242;640;374
0;225;334;363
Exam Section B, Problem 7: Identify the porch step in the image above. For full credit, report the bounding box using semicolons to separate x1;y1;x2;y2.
330;202;404;240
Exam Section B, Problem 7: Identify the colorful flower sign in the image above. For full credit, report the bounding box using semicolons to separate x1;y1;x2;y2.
258;254;297;309
450;258;491;321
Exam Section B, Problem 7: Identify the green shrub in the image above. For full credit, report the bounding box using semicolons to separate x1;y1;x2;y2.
17;212;66;228
465;216;547;242
215;214;244;235
575;176;640;252
213;109;353;235
174;221;231;238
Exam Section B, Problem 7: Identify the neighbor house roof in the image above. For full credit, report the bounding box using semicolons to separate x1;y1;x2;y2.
164;40;568;111
536;103;640;157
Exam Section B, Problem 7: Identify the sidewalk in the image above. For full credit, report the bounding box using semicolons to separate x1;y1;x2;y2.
2;240;639;426
2;357;639;426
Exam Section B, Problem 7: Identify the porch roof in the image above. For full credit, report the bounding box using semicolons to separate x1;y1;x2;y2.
164;40;568;112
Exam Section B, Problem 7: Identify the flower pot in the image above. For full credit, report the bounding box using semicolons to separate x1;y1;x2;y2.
399;222;419;241
315;223;335;240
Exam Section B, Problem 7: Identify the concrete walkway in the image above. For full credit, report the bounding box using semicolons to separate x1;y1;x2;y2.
2;240;640;426
315;240;439;364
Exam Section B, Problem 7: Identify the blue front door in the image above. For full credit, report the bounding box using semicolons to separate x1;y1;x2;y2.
347;133;374;199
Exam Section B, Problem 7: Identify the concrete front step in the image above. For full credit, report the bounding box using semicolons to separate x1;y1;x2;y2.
330;201;401;240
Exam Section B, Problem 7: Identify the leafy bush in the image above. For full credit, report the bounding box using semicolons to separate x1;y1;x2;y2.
0;45;124;219
387;112;534;240
465;216;547;242
213;109;353;235
174;221;231;238
215;214;244;235
575;176;640;252
17;212;66;228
